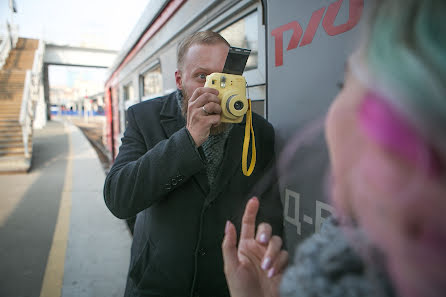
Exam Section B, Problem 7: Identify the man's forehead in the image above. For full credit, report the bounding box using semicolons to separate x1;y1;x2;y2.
183;43;229;68
186;42;228;56
193;67;214;73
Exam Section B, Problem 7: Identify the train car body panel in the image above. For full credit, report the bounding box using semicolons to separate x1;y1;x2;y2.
266;0;367;251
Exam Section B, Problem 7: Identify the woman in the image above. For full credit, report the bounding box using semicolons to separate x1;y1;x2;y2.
222;0;446;296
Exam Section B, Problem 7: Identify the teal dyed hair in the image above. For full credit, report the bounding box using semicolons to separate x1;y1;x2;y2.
365;0;446;156
355;4;446;296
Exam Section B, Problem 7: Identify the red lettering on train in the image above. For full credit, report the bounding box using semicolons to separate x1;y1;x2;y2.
272;0;364;67
299;7;326;47
271;21;303;67
323;0;364;35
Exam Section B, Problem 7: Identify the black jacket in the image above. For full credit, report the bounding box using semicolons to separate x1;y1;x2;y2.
104;92;284;297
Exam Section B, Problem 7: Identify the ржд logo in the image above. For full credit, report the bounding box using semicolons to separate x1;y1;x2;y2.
271;0;364;67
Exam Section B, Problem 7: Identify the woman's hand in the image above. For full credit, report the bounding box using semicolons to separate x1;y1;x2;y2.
222;197;288;297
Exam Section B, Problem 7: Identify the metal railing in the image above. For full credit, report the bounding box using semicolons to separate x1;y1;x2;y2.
0;21;18;69
19;39;45;157
19;70;32;157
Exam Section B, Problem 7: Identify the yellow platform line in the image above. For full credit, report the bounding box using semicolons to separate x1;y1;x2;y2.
39;126;73;297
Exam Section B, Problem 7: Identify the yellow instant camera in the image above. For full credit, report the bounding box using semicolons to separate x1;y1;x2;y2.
204;73;248;123
204;47;255;176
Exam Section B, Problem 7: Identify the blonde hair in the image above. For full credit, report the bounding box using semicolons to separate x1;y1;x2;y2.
177;30;229;71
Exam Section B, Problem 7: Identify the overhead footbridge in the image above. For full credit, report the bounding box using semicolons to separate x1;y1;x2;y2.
0;31;117;173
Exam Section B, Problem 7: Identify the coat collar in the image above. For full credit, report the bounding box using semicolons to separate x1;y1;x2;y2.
160;91;185;138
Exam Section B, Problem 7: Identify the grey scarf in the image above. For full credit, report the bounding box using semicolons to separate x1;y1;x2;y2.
280;217;395;297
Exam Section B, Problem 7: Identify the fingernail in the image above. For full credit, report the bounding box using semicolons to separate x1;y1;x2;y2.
261;257;271;270
259;233;268;243
268;268;275;278
225;221;230;234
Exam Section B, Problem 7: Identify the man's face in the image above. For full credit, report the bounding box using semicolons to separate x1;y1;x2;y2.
175;42;229;105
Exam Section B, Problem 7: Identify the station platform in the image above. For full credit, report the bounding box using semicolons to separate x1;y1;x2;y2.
0;120;131;297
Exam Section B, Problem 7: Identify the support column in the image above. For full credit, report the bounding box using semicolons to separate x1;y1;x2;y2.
43;63;51;120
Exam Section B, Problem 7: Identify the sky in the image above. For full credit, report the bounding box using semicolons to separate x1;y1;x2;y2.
0;0;149;50
0;0;149;89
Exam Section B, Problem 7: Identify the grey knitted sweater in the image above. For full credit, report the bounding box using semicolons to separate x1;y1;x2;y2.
201;127;232;188
280;217;395;297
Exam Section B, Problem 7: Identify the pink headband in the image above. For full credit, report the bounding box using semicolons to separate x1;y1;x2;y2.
349;54;442;176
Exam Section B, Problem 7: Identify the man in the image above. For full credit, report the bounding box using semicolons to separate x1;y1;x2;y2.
104;30;283;297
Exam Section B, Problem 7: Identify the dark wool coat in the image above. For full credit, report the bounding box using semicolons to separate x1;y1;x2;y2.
103;92;284;297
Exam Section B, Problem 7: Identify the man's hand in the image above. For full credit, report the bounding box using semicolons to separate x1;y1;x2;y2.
186;87;222;147
222;197;289;297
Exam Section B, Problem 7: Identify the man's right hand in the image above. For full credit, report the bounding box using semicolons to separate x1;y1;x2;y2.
186;87;222;147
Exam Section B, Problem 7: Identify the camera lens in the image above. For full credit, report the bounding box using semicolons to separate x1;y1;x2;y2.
234;101;244;110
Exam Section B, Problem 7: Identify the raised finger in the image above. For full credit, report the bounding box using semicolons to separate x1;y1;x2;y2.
256;223;272;245
222;220;239;276
268;250;289;278
261;235;283;271
240;197;260;240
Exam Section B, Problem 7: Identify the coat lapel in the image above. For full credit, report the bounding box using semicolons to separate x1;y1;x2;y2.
160;117;183;138
160;93;185;138
193;165;210;195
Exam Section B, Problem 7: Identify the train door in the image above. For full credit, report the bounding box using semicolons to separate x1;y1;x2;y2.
105;87;116;159
265;0;367;252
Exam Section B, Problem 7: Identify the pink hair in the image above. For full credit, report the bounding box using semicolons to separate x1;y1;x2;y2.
358;91;443;176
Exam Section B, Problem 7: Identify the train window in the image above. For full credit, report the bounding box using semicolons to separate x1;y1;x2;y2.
217;7;266;117
141;65;163;99
219;10;258;72
123;83;136;129
123;84;134;102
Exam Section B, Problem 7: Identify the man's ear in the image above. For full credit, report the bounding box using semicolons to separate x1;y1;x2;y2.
175;70;182;90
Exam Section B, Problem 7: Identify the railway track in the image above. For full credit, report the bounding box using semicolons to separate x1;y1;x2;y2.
69;118;111;174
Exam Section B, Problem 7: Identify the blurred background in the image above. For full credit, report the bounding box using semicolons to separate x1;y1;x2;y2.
0;0;148;170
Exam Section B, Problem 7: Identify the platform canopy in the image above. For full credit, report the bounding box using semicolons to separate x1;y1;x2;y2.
44;44;117;68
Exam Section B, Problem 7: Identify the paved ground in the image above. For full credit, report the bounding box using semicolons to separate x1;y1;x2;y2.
0;120;131;297
68;116;112;174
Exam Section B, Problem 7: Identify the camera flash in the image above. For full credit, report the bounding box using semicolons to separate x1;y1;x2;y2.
220;76;226;88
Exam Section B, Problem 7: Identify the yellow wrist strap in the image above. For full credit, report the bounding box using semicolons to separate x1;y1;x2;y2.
242;99;256;176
